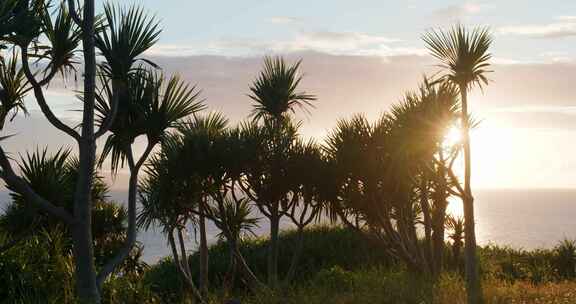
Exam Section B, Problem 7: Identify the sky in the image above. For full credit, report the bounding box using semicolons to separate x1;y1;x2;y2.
5;0;576;190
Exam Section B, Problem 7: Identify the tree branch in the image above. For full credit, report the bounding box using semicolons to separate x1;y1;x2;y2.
20;48;80;140
67;0;83;26
96;141;155;288
0;146;74;224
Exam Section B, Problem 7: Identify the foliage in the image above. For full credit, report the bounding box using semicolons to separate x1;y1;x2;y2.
0;52;29;129
422;24;492;90
249;56;315;122
0;229;75;304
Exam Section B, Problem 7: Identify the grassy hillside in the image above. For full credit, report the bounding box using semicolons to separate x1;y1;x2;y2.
139;225;576;304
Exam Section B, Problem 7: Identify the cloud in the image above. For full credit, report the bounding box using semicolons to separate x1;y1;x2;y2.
146;31;421;58
499;21;576;38
8;51;576;190
431;3;484;21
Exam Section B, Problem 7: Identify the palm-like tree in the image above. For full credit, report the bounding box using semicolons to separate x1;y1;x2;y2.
324;79;461;275
247;56;315;287
249;56;315;122
94;5;203;286
0;148;142;275
423;24;492;304
446;215;465;269
206;196;259;293
283;139;328;283
177;112;229;294
0;53;30;129
138;134;206;303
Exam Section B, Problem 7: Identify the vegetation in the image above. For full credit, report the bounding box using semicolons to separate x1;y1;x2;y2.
423;24;493;304
0;1;569;304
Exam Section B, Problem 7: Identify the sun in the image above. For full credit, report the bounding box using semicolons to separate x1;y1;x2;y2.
444;126;462;148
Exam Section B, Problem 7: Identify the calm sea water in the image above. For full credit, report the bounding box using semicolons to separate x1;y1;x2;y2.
1;189;575;263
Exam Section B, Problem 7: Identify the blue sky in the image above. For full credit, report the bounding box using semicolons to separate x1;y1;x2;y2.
5;0;576;190
97;0;576;61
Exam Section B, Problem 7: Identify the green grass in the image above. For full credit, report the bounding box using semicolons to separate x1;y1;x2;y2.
140;226;576;304
4;225;576;303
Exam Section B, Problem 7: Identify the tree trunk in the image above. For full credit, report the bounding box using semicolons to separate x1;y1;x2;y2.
231;239;266;292
72;0;100;301
432;155;449;277
96;166;139;289
284;227;305;284
460;87;483;304
198;205;209;294
169;229;204;304
223;244;237;295
431;199;447;277
268;205;280;287
420;177;434;275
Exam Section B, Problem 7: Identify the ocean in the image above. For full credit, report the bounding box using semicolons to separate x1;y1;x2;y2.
2;189;576;264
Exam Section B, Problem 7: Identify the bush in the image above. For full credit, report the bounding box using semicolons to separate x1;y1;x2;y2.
102;274;160;304
313;266;355;292
142;256;187;303
0;229;75;304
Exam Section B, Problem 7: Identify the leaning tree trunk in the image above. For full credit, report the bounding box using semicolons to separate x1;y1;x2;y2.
432;153;449;277
168;228;205;304
419;177;434;275
198;205;209;294
223;243;237;295
268;204;280;288
72;0;100;301
460;86;484;304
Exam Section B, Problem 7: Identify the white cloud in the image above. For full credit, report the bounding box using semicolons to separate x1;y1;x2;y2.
555;16;576;21
145;31;422;57
499;21;576;38
431;2;485;20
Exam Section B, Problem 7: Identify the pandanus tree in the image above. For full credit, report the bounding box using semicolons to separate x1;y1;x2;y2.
423;24;492;303
0;0;105;301
201;123;267;292
95;67;203;286
324;79;462;275
139;114;263;302
138;134;206;303
175;112;230;294
0;53;30;130
0;148;143;274
392;78;461;276
282;139;328;283
205;197;259;293
246;55;315;287
93;4;202;288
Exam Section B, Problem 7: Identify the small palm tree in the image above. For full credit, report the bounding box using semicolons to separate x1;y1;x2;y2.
206;197;259;293
94;5;203;285
446;215;465;269
247;56;315;287
423;24;492;304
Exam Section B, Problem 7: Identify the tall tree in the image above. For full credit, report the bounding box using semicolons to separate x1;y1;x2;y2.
247;56;315;287
138;134;206;303
324;79;461;276
423;24;492;304
0;0;102;301
95;67;203;288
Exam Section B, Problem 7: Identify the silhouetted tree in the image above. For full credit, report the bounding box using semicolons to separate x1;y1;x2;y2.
423;24;492;304
246;56;315;287
0;1;103;301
